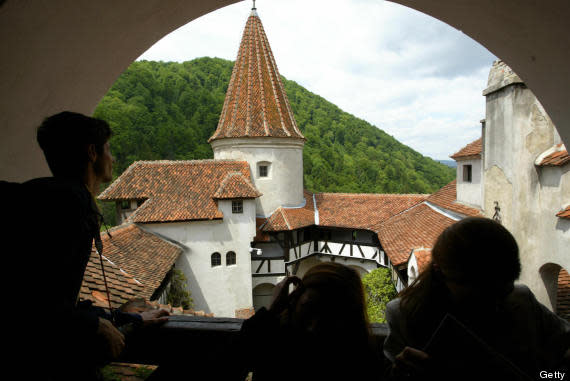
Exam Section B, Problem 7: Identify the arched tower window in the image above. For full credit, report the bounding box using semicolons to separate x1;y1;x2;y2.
211;252;221;267
226;251;237;266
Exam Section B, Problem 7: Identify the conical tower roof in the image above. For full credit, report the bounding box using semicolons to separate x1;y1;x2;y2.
209;9;305;142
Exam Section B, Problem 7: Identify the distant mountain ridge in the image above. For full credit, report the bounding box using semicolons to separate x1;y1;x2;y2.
94;57;454;223
437;160;457;168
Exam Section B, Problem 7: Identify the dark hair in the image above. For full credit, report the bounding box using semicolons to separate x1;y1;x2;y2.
399;217;520;341
298;262;371;343
37;111;111;179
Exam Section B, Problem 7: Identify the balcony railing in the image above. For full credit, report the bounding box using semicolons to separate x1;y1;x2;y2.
119;315;389;378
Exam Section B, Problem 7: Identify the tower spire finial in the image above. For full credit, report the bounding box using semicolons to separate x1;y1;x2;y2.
250;0;258;16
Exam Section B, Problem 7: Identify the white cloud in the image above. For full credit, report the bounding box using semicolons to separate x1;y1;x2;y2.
137;0;496;159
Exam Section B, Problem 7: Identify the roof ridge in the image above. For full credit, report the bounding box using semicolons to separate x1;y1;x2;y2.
317;192;429;197
102;222;184;253
278;207;292;230
130;159;246;165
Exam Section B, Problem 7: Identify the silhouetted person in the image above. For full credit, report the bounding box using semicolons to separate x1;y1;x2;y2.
3;112;168;380
383;217;569;380
239;262;382;381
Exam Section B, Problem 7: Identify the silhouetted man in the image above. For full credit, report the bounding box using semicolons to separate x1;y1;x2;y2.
4;112;167;380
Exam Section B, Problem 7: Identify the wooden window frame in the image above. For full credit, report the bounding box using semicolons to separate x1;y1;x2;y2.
232;200;243;214
463;164;473;183
226;251;237;266
211;252;221;267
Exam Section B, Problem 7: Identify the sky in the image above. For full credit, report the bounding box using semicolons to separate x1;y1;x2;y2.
137;0;496;160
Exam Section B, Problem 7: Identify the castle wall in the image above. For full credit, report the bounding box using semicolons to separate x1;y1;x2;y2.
455;157;483;208
211;137;305;217
483;73;570;309
144;199;257;317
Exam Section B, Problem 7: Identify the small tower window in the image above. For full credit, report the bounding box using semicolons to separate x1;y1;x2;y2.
463;165;473;182
259;165;268;177
232;200;243;214
211;252;221;267
226;251;237;266
120;200;131;210
257;161;271;178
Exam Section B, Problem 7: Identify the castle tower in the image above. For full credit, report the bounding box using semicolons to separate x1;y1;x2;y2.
209;6;305;217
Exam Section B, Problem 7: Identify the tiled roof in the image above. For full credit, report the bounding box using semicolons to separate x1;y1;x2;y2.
99;160;260;223
263;190;315;231
209;11;304;142
213;172;262;199
377;203;456;266
557;205;570;219
425;180;482;217
99;224;182;300
80;249;146;309
537;144;569;167
557;268;570;320
450;138;482;160
410;248;432;273
254;218;271;242
315;193;428;230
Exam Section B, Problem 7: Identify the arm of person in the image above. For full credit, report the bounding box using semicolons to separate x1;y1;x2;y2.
384;299;431;378
383;298;407;362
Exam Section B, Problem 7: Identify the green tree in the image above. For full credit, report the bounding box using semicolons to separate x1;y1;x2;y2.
166;268;194;310
362;267;397;323
94;58;456;226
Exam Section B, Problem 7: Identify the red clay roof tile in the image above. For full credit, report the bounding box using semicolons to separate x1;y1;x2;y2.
538;144;570;167
213;172;262;199
99;160;260;223
209;12;304;142
425;180;482;217
316;193;427;230
377;203;456;266
80;249;146;309
557;205;570;219
263;190;315;231
99;223;182;300
411;248;432;272
254;217;271;242
557;268;570;320
450;138;482;160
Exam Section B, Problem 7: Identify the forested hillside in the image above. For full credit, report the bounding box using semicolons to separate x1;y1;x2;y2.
94;58;454;221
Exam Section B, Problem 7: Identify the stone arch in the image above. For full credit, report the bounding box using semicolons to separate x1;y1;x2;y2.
409;266;418;284
252;283;275;311
556;267;570;320
1;1;570;181
539;262;569;318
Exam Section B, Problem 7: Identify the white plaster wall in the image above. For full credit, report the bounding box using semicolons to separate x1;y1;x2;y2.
483;80;570;309
211;138;305;217
407;254;419;283
455;158;483;208
251;259;286;275
143;199;256;317
252;275;285;290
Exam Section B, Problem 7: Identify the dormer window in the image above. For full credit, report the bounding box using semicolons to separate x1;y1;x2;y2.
232;200;243;214
463;165;473;182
